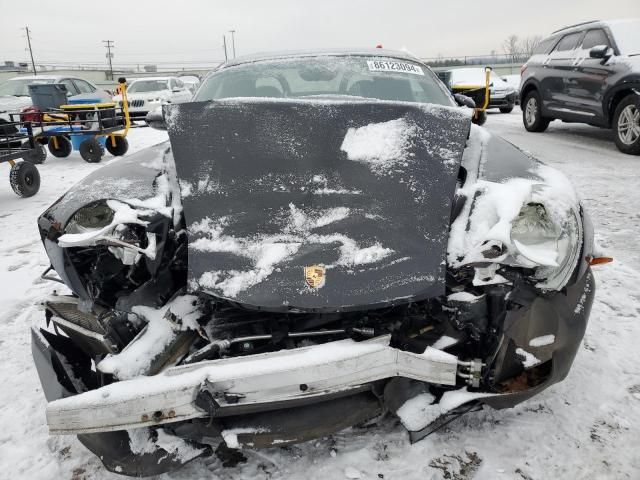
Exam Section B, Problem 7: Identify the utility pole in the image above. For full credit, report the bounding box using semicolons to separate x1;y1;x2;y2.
229;30;236;58
24;27;36;75
103;40;115;80
222;35;228;61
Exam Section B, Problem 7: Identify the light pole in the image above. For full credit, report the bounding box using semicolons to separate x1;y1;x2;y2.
229;30;236;58
222;35;228;61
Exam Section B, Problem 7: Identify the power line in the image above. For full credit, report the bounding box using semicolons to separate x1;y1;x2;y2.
103;40;114;80
24;26;36;75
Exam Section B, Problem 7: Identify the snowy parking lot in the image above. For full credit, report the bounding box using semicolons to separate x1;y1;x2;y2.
0;112;638;480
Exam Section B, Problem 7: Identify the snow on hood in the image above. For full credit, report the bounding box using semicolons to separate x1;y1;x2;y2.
190;206;394;298
166;99;471;311
340;117;419;174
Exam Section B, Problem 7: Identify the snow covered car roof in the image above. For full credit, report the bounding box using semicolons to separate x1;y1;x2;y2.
220;48;421;68
550;18;640;56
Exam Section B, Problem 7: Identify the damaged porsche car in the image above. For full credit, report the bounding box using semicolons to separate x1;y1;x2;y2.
32;49;604;476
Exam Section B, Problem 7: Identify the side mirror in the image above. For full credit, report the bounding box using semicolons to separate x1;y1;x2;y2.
589;45;611;59
454;93;476;109
145;107;166;130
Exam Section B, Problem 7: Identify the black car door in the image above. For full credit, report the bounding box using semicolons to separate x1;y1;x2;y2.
539;31;584;116
571;28;617;124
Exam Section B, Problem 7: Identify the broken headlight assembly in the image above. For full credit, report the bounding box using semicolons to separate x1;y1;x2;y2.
65;202;115;234
510;202;582;290
62;201;157;264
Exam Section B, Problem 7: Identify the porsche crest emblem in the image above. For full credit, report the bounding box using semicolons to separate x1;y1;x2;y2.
304;265;326;289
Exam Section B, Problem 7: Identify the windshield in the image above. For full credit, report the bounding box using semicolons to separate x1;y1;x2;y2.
128;80;169;93
195;56;454;106
0;78;55;97
609;19;640;55
448;68;503;88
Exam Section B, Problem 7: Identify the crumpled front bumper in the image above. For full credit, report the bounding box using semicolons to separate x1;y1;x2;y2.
43;335;460;435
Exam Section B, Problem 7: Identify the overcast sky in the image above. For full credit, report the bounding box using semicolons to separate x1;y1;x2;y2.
1;0;639;67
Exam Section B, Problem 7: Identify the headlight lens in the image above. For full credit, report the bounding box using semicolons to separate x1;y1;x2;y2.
65;202;114;234
510;202;582;290
511;203;561;266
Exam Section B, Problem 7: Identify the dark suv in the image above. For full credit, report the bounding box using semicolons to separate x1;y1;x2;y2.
520;19;640;155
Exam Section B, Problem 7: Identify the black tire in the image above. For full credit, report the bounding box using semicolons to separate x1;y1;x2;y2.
500;106;514;114
0;118;18;136
612;94;640;155
22;142;47;164
104;136;129;156
473;110;487;126
79;138;104;163
48;136;72;158
10;161;40;197
522;90;551;132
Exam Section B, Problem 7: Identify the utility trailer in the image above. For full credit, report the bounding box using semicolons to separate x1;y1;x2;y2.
0;120;43;197
20;78;133;163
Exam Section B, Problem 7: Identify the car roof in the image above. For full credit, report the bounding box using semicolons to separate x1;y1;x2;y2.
551;18;638;35
129;77;173;82
9;75;63;81
222;48;422;68
8;75;96;83
552;20;602;34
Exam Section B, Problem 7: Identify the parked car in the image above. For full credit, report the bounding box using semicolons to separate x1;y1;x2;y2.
112;76;192;119
501;74;521;104
33;49;600;476
520;18;640;155
447;67;518;113
178;75;201;94
0;75;111;123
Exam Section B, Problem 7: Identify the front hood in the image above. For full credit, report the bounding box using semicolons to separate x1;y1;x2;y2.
0;95;31;113
166;99;471;311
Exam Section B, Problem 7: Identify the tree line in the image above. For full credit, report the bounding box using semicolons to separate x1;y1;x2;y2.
425;35;543;67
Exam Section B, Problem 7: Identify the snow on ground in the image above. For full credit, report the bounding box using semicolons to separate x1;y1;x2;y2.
0;113;639;479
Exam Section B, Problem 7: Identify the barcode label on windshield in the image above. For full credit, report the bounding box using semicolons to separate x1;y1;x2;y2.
367;60;424;76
